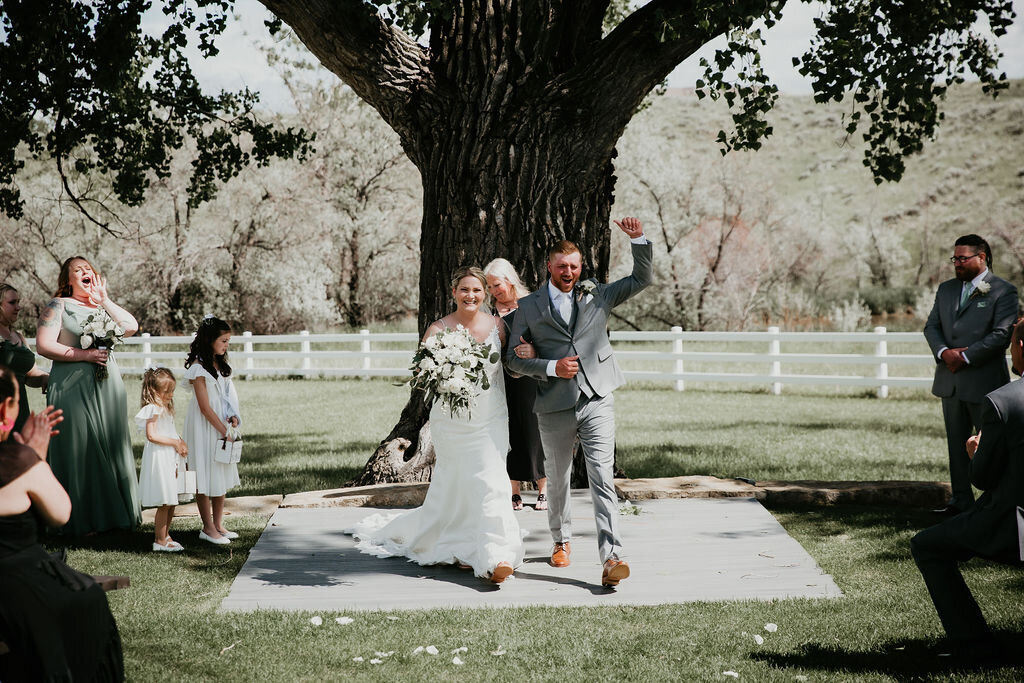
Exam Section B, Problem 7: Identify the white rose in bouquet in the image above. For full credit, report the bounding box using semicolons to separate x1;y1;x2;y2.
80;333;94;348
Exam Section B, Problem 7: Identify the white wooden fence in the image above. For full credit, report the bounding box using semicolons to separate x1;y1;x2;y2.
28;326;948;397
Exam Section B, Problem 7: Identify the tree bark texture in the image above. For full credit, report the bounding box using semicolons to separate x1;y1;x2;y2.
261;0;728;483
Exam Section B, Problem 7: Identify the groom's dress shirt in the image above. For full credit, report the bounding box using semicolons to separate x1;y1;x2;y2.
544;235;649;378
936;269;992;365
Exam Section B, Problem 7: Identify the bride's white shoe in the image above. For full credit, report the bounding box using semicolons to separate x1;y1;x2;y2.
489;562;514;584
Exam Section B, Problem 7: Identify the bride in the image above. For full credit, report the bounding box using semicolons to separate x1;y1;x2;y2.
347;266;524;584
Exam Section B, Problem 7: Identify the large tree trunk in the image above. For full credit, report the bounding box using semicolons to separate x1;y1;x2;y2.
267;0;695;487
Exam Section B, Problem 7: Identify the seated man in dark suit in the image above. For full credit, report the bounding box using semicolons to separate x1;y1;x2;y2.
910;316;1024;660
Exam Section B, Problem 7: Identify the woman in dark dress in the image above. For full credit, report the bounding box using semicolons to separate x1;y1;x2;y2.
0;365;124;682
484;259;547;511
0;284;49;434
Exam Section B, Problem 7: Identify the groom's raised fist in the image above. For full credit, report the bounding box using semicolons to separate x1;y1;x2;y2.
555;355;580;379
614;216;644;239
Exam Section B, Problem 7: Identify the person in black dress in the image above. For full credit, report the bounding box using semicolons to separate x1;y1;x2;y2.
0;284;49;434
485;259;547;510
0;364;124;682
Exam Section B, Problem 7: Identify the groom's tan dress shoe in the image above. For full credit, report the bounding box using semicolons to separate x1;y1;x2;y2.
601;557;630;587
550;542;571;567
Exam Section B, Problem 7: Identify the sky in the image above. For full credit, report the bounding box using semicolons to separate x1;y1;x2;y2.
172;0;1024;110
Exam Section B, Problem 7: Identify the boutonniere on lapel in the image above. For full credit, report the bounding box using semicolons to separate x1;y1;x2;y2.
575;279;596;303
971;280;992;307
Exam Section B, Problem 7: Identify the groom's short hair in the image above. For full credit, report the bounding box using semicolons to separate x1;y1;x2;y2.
548;240;581;260
954;234;992;265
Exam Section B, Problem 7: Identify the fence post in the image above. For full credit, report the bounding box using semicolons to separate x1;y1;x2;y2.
768;326;781;395
141;332;152;370
300;330;311;376
671;326;684;392
875;326;889;399
361;329;371;379
243;331;254;380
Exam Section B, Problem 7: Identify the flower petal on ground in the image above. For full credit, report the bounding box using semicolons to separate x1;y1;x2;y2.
723;672;739;678
491;648;506;656
335;616;354;625
413;646;424;654
309;616;322;626
352;657;363;663
426;645;439;655
753;635;764;645
451;646;468;654
452;656;464;665
370;658;382;665
764;623;778;632
386;616;399;621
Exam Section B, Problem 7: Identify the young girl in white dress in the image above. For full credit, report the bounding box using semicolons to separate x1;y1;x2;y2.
136;367;189;552
183;316;241;546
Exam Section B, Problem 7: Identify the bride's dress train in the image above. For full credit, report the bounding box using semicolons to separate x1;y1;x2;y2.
347;326;524;579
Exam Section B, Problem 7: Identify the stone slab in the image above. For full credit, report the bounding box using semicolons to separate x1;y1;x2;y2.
757;480;951;507
141;494;283;524
277;476;952;512
220;492;841;613
281;483;429;509
616;475;765;500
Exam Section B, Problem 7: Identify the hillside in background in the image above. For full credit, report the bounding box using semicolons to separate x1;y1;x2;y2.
612;80;1024;330
3;80;1021;333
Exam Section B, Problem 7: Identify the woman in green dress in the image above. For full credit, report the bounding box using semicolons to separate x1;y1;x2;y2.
0;284;50;434
35;257;141;535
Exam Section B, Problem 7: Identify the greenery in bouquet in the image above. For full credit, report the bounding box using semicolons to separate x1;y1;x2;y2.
408;325;499;417
79;307;125;381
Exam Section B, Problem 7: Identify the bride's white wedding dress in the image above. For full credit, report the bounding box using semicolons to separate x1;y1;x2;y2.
347;325;524;579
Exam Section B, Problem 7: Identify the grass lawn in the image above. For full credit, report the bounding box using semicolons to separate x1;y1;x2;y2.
32;379;1024;681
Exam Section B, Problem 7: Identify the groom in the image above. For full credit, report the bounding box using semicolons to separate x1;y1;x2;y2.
507;217;652;587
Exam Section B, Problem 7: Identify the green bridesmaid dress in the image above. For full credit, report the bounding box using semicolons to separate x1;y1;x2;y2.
46;299;140;535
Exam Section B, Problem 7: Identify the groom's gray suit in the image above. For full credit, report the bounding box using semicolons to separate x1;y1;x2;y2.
506;241;653;562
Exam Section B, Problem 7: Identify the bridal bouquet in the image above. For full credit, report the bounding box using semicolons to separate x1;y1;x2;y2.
408;325;499;416
79;307;125;381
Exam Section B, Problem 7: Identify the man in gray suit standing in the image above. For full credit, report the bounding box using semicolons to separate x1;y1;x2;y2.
507;217;652;587
911;318;1024;662
924;234;1018;514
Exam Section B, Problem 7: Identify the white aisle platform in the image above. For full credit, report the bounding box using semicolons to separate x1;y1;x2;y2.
220;493;842;613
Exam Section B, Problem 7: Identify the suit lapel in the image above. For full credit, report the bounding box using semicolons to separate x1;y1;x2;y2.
955;272;993;318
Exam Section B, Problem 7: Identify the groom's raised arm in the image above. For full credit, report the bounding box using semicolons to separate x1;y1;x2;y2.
601;217;653;308
506;303;549;380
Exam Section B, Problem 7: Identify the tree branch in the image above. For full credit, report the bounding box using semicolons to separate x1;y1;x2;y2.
258;0;430;146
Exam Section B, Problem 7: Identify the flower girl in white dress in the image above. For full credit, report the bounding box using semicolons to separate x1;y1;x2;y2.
184;316;241;546
136;367;189;552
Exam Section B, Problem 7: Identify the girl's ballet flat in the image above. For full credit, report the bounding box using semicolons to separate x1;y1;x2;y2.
152;542;183;553
218;530;239;539
198;531;230;545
